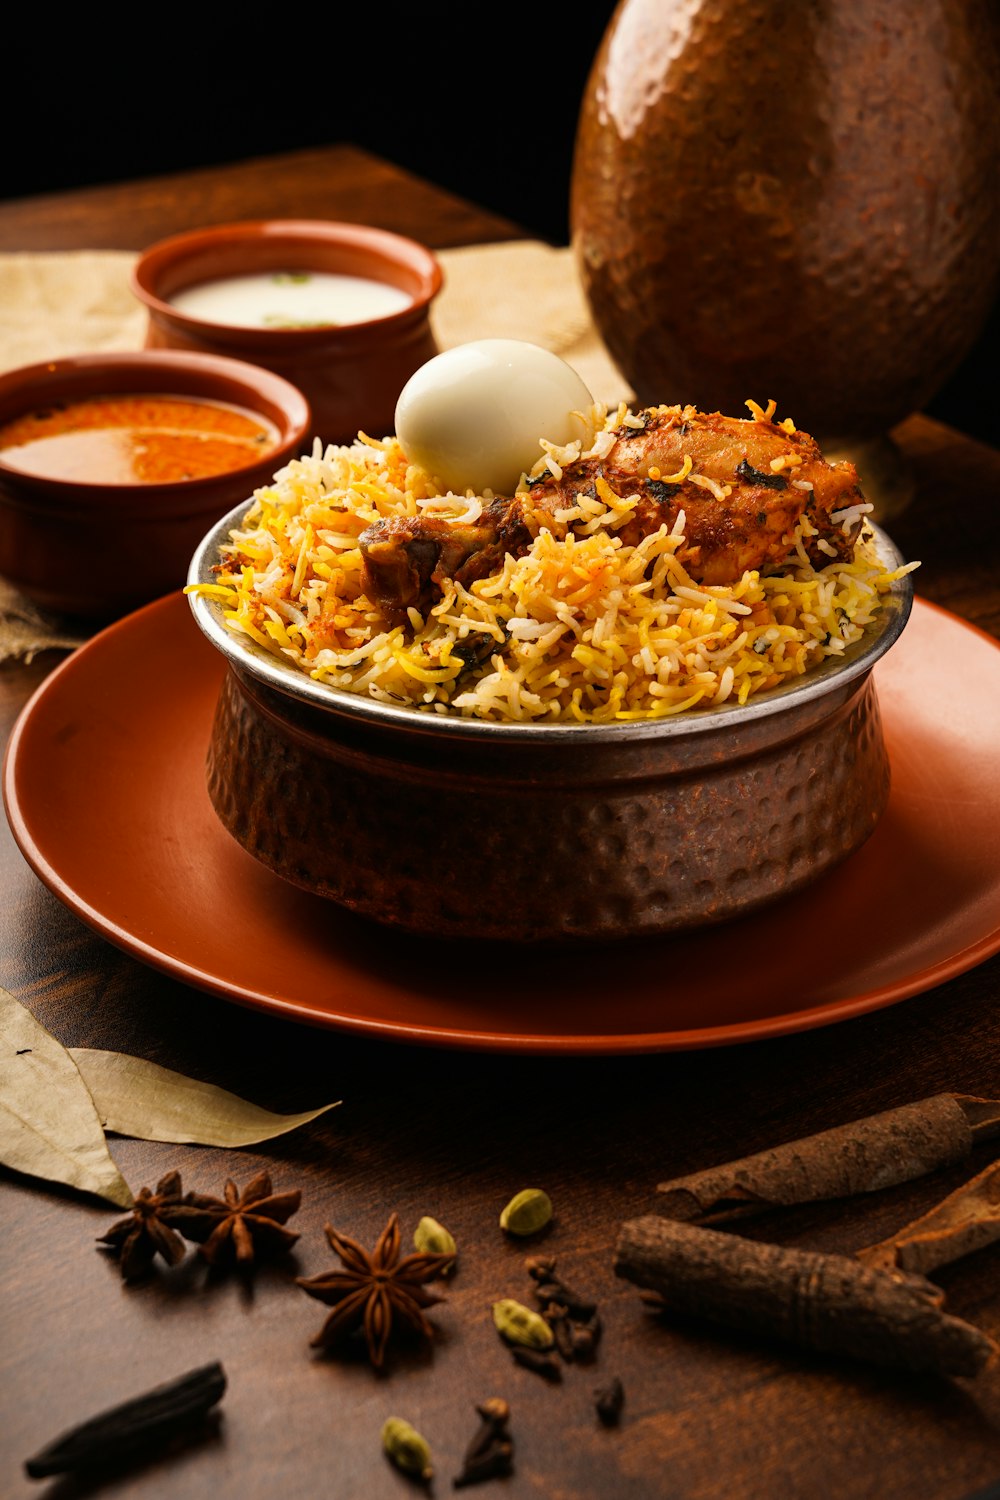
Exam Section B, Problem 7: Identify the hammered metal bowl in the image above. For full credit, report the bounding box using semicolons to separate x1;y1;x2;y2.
570;0;1000;447
187;509;914;943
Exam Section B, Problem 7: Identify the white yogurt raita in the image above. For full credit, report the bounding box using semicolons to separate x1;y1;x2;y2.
169;271;412;329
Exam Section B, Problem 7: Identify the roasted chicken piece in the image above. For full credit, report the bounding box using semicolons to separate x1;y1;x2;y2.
359;406;867;616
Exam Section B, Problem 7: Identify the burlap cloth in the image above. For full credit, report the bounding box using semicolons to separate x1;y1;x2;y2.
0;243;633;662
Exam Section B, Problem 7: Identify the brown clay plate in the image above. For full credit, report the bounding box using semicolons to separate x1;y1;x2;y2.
4;591;1000;1054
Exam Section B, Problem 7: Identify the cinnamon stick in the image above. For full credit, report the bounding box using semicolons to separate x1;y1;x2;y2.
656;1094;1000;1224
856;1160;1000;1276
614;1216;997;1378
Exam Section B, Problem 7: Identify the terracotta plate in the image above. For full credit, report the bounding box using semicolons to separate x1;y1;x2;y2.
5;593;1000;1054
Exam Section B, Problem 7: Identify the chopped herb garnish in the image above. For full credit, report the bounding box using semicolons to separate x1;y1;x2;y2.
737;458;788;490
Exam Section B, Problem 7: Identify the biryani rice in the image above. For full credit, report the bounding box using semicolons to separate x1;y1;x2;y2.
187;400;919;724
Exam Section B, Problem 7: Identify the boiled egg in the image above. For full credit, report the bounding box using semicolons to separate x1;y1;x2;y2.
394;338;594;496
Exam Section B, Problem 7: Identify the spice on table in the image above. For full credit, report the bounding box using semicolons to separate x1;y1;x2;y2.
413;1214;457;1272
525;1255;601;1361
655;1094;1000;1224
297;1212;453;1369
453;1398;514;1488
526;1255;598;1319
509;1345;562;1380
492;1298;554;1350
24;1362;226;1479
548;1304;577;1361
96;1168;188;1281
615;1216;998;1378
542;1301;603;1363
593;1376;625;1426
174;1170;301;1266
855;1159;1000;1275
381;1417;433;1482
499;1188;553;1237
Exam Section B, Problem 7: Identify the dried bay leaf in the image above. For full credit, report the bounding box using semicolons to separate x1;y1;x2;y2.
70;1048;340;1146
0;988;132;1207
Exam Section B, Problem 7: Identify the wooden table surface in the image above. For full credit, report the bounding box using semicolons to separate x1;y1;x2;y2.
2;144;1000;1500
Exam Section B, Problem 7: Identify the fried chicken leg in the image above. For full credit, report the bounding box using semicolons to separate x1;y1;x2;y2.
359;406;867;616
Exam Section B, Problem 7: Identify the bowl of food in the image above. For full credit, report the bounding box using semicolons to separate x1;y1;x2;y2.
186;340;917;944
130;219;443;450
0;349;312;621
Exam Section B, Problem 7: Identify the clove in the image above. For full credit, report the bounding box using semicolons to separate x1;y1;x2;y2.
510;1346;562;1380
526;1256;597;1320
525;1256;602;1363
453;1397;514;1488
548;1304;577;1362
594;1376;625;1426
570;1311;602;1361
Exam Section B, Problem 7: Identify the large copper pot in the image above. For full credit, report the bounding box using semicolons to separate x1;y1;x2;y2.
570;0;1000;460
188;506;914;945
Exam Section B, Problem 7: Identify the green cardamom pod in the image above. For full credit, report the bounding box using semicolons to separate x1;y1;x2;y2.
499;1188;553;1236
413;1215;457;1267
492;1297;555;1349
381;1417;433;1481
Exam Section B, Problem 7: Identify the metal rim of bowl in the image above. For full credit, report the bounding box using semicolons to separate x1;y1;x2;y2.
187;500;915;744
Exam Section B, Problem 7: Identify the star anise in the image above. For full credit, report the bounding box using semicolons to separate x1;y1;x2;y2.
96;1169;188;1281
296;1212;453;1369
174;1170;301;1267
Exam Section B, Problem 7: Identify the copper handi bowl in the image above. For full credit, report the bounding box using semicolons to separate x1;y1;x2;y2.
188;509;914;944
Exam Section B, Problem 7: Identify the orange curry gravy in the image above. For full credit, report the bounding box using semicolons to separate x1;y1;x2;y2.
0;393;281;484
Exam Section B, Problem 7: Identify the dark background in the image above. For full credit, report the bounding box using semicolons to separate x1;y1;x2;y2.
4;10;997;450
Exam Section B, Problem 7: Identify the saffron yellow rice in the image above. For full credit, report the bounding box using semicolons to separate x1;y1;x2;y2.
186;400;919;724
